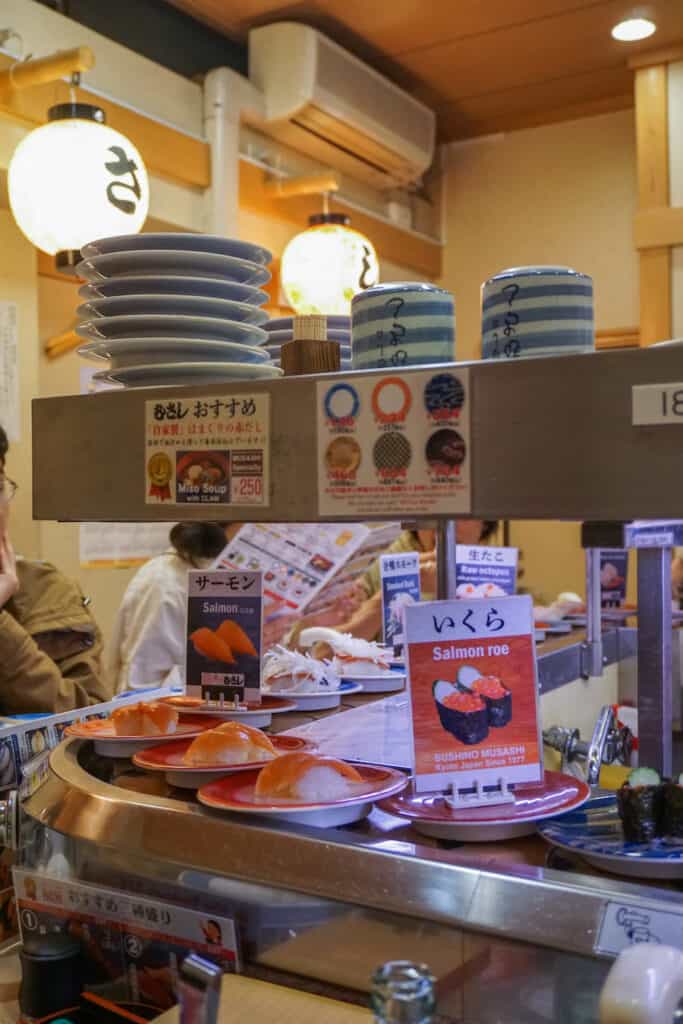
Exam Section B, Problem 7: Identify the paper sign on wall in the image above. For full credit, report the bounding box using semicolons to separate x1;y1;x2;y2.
404;595;542;793
145;394;270;506
600;549;628;608
0;303;19;442
186;571;262;703
380;551;421;646
80;521;170;569
455;544;518;597
317;368;470;518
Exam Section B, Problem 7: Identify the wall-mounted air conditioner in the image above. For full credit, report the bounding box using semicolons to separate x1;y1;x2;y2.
248;22;436;189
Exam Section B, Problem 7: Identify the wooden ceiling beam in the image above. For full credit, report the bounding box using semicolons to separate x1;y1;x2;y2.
628;44;683;69
635;63;671;346
439;94;633;142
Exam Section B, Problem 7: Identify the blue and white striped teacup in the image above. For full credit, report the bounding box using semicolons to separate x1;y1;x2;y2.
481;266;594;361
351;282;455;370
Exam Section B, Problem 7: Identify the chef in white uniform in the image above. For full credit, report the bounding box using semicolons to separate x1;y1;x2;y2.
108;522;239;691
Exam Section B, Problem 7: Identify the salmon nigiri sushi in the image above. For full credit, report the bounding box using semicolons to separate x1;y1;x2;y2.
191;627;236;664
216;619;257;657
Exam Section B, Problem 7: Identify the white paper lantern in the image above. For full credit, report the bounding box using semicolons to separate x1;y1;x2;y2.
8;103;149;260
281;213;379;315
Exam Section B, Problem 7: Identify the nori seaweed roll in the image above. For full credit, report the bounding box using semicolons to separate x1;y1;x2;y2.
617;767;663;843
471;676;512;728
662;772;683;838
435;689;489;745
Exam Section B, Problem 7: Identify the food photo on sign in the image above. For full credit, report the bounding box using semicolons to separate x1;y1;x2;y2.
404;595;542;794
455;543;518;598
380;551;421;646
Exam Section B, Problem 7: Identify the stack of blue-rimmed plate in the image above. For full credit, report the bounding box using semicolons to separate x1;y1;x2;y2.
76;233;283;388
264;316;351;370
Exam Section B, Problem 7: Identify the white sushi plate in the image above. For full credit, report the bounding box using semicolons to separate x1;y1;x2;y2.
93;362;283;389
264;681;362;711
77;250;271;286
79;276;268;306
79;338;272;368
341;672;406;694
77;294;270;325
81;233;271;265
198;763;408;828
76;315;268;346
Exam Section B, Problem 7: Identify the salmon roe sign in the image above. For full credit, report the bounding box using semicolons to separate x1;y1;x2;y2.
404;595;542;794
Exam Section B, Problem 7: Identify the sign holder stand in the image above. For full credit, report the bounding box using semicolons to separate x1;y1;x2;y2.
444;777;517;811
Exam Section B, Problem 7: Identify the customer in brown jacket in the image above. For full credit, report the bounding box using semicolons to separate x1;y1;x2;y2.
0;427;111;713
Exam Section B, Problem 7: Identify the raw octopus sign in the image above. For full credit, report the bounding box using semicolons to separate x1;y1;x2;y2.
404;595;542;793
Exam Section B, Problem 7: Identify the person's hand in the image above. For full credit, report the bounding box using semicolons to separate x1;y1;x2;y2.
330;580;366;619
418;550;437;595
0;533;18;609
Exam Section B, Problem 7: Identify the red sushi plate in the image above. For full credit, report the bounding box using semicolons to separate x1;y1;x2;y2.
65;714;224;742
380;771;590;825
198;764;409;814
133;734;316;773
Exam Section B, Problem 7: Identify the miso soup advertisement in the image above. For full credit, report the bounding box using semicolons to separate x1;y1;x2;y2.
404;595;542;793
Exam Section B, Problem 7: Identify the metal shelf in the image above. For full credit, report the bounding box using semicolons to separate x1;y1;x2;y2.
26;739;683;963
32;347;683;523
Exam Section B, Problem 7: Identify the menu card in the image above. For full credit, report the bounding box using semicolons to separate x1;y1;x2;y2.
455;544;518;597
379;551;421;646
214;522;370;613
404;595;542;794
186;571;262;703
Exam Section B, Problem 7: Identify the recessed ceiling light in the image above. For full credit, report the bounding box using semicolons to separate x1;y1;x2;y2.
611;17;657;41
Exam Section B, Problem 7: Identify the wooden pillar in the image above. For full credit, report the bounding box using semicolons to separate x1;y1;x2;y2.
635;63;671;345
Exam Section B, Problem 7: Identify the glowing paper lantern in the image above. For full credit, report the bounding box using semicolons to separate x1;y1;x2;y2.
8;103;149;266
281;213;379;315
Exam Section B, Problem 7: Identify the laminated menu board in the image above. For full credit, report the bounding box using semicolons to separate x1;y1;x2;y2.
317;369;470;518
13;870;238;1014
186;570;262;703
455;544;518;597
145;393;270;507
303;522;400;616
404;595;542;793
217;522;401;649
380;551;421;645
214;522;370;613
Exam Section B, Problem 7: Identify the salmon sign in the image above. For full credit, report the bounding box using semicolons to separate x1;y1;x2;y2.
404;595;542;794
186;570;263;704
